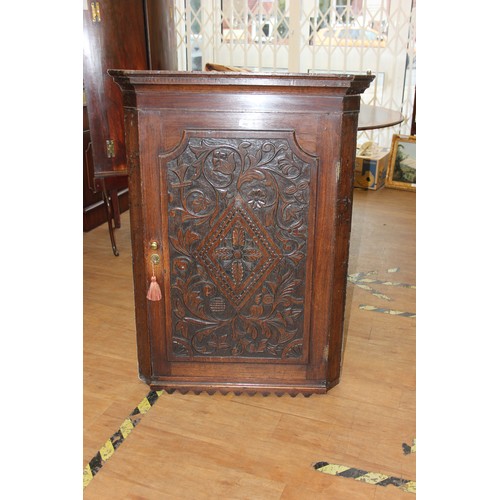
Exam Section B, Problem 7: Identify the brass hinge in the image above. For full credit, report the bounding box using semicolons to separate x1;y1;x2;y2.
91;2;101;23
106;139;115;158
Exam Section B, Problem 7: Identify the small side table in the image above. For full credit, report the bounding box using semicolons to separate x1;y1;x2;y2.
358;104;404;131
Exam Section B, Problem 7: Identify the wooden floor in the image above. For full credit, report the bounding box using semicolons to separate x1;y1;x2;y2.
83;187;416;499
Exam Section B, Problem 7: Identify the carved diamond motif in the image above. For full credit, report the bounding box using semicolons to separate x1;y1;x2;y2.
194;197;281;309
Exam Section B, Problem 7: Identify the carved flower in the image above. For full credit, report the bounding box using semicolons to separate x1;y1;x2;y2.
211;149;236;175
214;224;263;284
191;192;210;213
247;188;266;209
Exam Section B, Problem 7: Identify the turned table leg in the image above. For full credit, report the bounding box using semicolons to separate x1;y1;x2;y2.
101;180;119;256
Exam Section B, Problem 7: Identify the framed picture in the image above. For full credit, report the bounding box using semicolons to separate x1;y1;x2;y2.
386;134;416;191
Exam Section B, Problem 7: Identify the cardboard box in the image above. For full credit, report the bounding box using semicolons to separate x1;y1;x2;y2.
354;149;390;190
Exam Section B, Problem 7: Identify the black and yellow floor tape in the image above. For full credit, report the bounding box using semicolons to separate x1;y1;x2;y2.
313;461;416;494
348;269;416;309
403;438;416;455
348;271;392;301
83;390;164;489
359;304;416;318
84;392;416;494
354;278;416;289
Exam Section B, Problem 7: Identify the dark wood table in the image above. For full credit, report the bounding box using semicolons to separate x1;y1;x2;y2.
358;104;404;131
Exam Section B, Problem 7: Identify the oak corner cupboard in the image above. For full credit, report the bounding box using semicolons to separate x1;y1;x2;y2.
110;70;374;396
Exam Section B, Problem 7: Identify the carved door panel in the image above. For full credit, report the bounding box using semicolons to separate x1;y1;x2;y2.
160;131;317;363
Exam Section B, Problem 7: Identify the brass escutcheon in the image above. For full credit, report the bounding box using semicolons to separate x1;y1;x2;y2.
150;254;160;265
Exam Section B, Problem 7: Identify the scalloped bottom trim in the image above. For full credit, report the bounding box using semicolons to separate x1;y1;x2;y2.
146;379;339;397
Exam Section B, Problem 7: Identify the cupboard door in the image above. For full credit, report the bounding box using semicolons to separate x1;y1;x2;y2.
83;0;148;178
161;131;317;363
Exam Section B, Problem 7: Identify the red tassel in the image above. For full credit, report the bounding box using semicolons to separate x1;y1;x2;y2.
147;275;162;301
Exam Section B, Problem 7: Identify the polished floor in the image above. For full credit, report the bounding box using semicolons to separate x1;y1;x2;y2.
83;187;416;499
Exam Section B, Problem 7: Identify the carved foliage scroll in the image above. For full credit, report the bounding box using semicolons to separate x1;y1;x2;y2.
163;133;314;360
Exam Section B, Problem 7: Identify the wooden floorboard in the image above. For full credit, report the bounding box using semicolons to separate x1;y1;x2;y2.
83;187;416;499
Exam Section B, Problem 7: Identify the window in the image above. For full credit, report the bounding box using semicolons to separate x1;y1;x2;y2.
174;0;416;145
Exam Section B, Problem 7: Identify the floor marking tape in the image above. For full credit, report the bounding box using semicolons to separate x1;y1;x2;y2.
359;304;416;318
348;280;392;301
402;438;416;455
314;461;416;494
83;390;163;489
348;270;415;303
355;278;416;289
348;271;377;281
